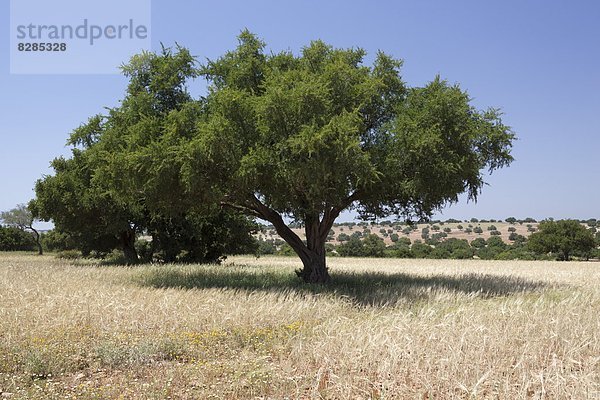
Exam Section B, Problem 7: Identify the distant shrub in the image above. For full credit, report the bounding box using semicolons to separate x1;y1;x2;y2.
473;227;483;234
471;238;486;249
337;233;351;242
256;238;277;255
411;243;432;258
507;227;517;233
489;230;501;236
430;247;451;259
457;225;463;230
487;225;497;231
56;249;81;259
0;225;36;251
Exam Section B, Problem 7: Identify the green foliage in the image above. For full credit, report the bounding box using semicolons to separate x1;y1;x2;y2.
411;243;432;258
389;233;399;242
0;203;42;254
33;32;515;282
0;225;36;251
337;233;351;242
435;238;473;259
337;234;386;257
362;234;387;257
41;229;77;252
487;225;497;231
505;217;517;224
473;226;483;234
336;237;364;257
527;219;596;261
486;236;507;250
470;238;486;249
34;47;258;265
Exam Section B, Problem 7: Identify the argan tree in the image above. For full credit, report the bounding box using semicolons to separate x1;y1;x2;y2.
78;31;514;282
0;203;43;255
528;219;596;261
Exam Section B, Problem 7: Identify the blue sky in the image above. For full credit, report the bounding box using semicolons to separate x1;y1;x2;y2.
1;0;599;225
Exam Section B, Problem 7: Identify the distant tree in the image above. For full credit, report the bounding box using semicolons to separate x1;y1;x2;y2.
486;236;507;250
351;231;363;239
0;203;42;255
397;237;411;246
41;229;77;252
527;219;596;261
505;217;517;224
487;225;497;231
464;227;473;234
337;236;364;257
470;218;479;223
489;230;501;236
507;226;517;233
436;238;473;259
473;226;483;234
337;233;351;242
256;238;276;255
362;234;387;257
457;224;463;230
411;243;432;258
470;238;487;249
0;225;36;251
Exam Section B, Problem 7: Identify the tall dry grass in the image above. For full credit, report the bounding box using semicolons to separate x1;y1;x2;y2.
0;253;598;399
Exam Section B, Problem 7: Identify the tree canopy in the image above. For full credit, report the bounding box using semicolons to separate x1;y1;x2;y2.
0;203;42;255
527;219;596;261
36;31;515;281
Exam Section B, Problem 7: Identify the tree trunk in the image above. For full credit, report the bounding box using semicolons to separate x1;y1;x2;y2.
226;195;353;284
296;216;331;283
295;242;330;284
120;230;138;264
30;227;43;255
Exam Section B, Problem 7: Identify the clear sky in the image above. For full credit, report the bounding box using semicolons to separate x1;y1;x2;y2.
1;0;599;225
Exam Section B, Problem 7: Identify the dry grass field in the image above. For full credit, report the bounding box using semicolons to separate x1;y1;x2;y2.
1;253;599;399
